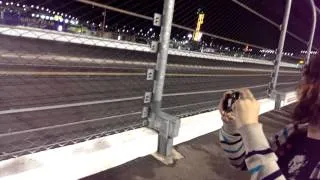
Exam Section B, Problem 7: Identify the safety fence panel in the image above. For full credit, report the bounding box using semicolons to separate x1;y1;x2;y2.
161;0;303;117
0;0;158;161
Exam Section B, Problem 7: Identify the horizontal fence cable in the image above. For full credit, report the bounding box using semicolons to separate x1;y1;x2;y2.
0;112;142;138
231;0;313;50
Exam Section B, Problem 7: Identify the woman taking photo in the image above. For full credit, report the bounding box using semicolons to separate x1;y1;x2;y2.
219;58;320;179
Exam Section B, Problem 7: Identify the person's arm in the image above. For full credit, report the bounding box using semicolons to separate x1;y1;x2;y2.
219;122;247;170
219;92;247;170
233;89;286;180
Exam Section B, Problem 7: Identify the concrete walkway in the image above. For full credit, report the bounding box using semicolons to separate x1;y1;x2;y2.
82;104;296;180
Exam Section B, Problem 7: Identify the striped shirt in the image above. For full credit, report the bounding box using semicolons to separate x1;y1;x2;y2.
219;123;320;179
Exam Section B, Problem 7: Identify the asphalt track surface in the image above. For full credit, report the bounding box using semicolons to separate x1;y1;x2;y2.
0;35;301;161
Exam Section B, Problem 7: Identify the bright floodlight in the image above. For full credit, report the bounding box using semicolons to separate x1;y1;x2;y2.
10;2;13;5
64;19;69;24
31;5;34;8
149;28;153;32
36;6;39;9
5;2;8;5
16;3;19;6
23;4;26;8
0;1;2;4
40;15;45;19
41;7;44;10
187;33;193;39
57;25;63;32
31;13;35;17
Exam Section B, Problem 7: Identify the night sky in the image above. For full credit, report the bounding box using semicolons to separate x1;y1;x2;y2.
10;0;320;52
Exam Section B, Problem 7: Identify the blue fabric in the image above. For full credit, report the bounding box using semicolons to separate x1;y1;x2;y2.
249;165;263;174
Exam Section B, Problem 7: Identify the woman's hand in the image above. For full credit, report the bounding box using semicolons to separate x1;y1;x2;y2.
232;89;260;129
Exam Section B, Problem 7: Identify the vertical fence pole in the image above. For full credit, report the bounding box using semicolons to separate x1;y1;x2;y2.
270;0;292;95
102;9;107;33
307;0;317;64
150;0;178;157
153;0;175;112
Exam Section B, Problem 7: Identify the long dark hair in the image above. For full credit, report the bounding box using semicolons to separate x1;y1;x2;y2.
294;56;320;127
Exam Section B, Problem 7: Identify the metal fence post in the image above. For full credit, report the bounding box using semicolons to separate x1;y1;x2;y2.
148;0;180;157
269;0;292;96
307;0;317;64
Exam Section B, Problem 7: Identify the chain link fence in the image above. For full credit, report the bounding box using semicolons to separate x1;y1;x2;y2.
0;0;311;161
161;0;303;117
0;0;157;161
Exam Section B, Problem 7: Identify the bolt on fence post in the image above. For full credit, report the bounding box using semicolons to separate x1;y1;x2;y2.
307;0;317;64
270;0;292;96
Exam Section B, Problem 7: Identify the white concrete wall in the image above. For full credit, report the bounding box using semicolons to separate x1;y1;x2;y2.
0;95;296;180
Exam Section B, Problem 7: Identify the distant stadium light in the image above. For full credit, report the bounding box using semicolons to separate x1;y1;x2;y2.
187;33;192;39
41;7;44;10
64;19;69;24
10;2;13;5
76;21;79;25
31;13;35;17
46;8;49;12
53;11;55;14
50;16;54;21
149;28;153;32
16;3;20;6
36;14;39;18
36;6;39;9
45;16;50;20
23;4;26;8
57;25;63;32
31;5;34;8
40;15;45;19
0;1;2;4
5;2;8;5
117;35;121;40
86;21;89;24
69;15;71;18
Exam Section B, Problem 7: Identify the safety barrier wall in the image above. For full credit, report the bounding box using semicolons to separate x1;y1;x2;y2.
0;93;296;180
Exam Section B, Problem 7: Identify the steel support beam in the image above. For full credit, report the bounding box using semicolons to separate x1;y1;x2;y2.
148;0;180;157
307;0;317;64
269;0;292;96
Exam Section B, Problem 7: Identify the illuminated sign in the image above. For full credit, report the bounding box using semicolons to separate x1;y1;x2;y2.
193;13;205;42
